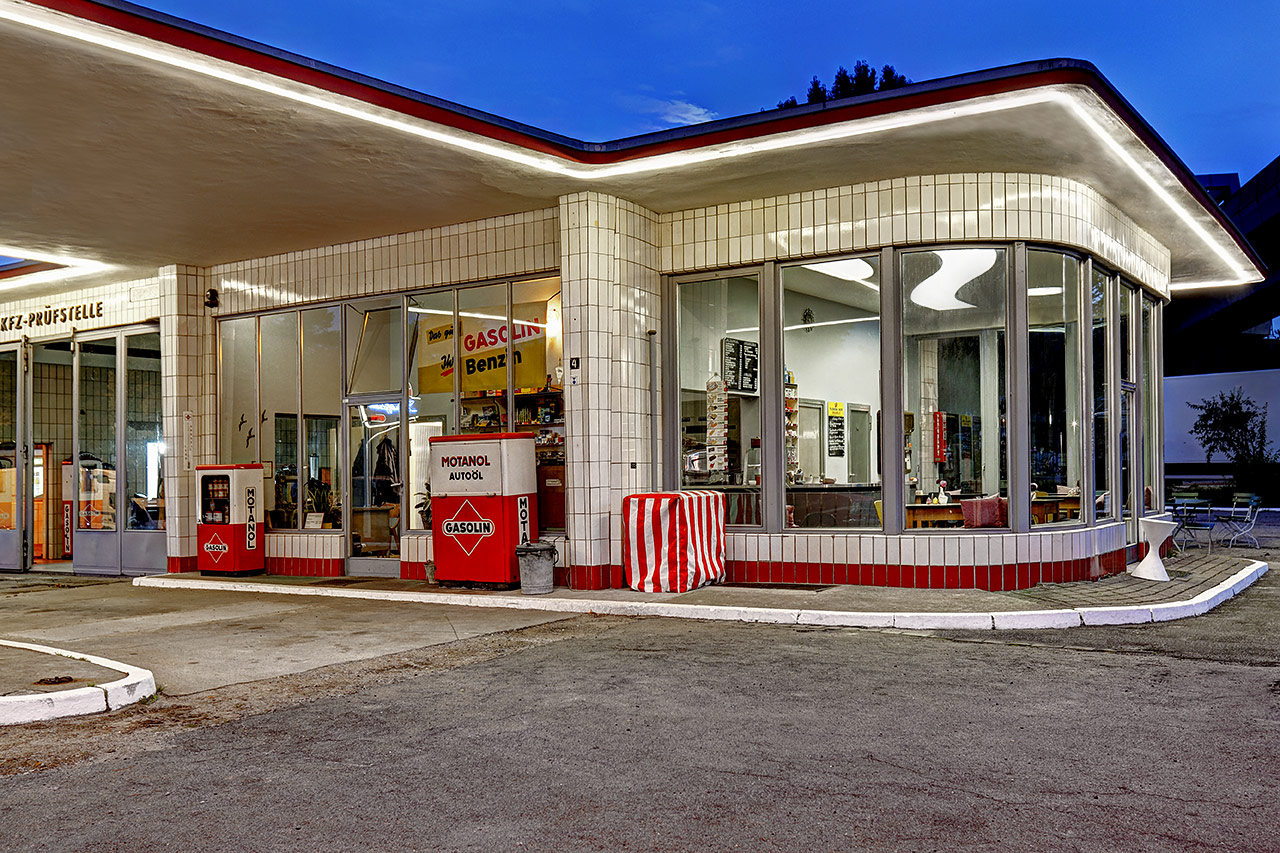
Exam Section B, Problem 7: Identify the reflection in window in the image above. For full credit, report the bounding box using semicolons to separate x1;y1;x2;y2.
678;275;762;524
781;257;881;528
1027;251;1083;525
513;277;565;532
219;317;258;464
79;338;117;531
125;333;165;530
1092;267;1113;519
302;308;342;528
902;248;1007;526
458;284;510;433
407;290;454;530
345;301;402;395
260;313;299;529
1119;284;1135;531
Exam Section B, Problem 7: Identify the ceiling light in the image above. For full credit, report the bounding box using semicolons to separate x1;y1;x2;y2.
801;258;879;290
909;249;999;311
1027;286;1063;297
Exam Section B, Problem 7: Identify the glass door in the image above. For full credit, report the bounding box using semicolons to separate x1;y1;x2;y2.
73;335;120;574
0;346;20;571
345;399;403;577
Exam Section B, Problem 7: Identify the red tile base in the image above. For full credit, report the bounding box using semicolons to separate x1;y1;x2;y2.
167;555;197;573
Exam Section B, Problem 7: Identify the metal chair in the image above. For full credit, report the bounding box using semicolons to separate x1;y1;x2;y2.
1216;494;1262;548
1173;497;1214;553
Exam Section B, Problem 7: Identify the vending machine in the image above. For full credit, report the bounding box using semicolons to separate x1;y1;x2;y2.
429;433;538;584
196;464;264;575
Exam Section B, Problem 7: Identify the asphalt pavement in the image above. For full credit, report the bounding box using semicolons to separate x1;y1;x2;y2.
0;536;1277;850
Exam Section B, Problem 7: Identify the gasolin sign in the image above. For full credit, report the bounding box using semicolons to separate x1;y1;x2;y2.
441;499;495;556
204;533;228;562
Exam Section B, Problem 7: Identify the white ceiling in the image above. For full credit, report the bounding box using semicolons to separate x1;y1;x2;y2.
0;2;1262;300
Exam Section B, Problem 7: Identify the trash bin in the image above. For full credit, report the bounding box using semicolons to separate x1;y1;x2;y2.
515;541;557;594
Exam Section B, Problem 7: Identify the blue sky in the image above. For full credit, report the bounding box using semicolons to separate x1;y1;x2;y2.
145;0;1279;183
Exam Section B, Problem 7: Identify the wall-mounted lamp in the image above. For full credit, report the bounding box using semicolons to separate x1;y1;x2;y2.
204;288;219;308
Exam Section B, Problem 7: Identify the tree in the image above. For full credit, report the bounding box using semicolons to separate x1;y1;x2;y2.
852;60;877;95
776;95;798;109
878;65;909;90
830;66;856;99
806;76;828;104
1188;388;1278;490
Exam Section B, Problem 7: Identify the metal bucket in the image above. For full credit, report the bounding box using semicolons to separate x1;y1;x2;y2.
515;541;557;595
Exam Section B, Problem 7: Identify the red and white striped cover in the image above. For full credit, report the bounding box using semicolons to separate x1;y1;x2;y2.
623;491;726;593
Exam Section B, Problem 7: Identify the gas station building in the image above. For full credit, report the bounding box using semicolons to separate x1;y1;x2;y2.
0;0;1264;589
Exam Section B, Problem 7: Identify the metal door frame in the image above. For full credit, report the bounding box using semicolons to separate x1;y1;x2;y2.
0;342;24;571
342;394;405;578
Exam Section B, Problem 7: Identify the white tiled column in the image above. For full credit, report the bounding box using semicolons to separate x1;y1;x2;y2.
159;265;217;571
558;193;661;588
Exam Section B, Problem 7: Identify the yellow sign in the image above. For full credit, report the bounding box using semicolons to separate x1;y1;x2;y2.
827;401;845;418
417;302;548;394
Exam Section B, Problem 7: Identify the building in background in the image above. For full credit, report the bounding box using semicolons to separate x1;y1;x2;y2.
0;0;1263;588
1165;157;1279;485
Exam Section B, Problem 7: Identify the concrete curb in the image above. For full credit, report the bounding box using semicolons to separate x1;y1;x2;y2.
133;559;1268;631
0;639;157;726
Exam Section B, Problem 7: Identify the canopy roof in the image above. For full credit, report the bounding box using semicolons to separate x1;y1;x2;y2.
0;0;1264;298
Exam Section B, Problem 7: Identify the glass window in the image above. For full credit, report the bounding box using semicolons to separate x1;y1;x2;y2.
902;248;1007;527
406;290;455;530
0;350;15;531
781;257;881;528
124;332;165;530
219;317;258;464
1142;295;1158;513
1092;267;1113;519
1119;283;1136;536
677;275;763;524
513;277;565;532
345;300;402;395
79;338;117;531
458;284;511;433
348;404;400;559
302;308;342;529
260;313;299;529
1027;251;1084;526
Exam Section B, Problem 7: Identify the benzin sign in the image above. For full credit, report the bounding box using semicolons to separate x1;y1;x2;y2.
245;486;258;551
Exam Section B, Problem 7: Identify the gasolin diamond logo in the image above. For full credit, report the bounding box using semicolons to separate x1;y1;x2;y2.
441;499;495;556
204;533;229;563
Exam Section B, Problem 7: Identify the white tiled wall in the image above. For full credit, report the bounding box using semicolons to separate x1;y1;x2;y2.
659;173;1171;296
209;209;560;315
0;277;161;345
559;193;662;572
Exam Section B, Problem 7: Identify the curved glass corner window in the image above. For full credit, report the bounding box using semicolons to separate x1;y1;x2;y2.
1092;267;1113;520
677;275;762;525
302;307;342;529
902;248;1007;528
1027;250;1084;526
781;256;881;528
79;338;117;531
124;332;165;531
1142;294;1159;513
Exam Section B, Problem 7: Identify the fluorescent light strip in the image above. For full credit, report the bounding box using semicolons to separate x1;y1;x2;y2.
1027;286;1063;296
0;4;1256;287
0;243;110;293
726;316;877;334
407;305;545;328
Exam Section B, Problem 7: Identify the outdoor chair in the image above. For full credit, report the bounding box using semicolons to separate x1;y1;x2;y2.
1215;494;1262;548
1172;497;1214;553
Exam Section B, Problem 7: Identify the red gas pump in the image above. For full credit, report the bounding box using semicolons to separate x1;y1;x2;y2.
196;464;264;576
430;433;537;584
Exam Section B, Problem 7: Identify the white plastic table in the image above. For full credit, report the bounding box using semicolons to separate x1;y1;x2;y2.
1132;515;1178;582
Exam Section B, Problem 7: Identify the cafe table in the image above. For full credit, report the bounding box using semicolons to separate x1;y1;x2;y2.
905;502;964;528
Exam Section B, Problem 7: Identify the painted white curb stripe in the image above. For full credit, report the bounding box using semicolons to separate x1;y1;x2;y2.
134;560;1267;631
0;639;157;726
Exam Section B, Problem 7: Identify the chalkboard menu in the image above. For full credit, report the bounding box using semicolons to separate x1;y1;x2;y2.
827;401;845;457
721;338;759;393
